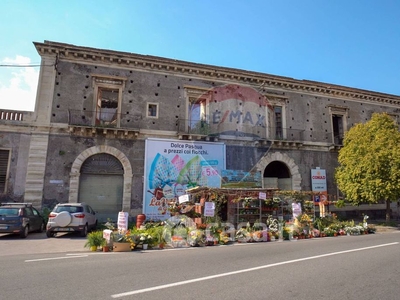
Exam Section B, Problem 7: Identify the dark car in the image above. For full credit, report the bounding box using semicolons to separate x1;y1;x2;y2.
0;203;45;238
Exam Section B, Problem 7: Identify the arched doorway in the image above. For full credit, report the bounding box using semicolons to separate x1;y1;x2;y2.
263;161;292;190
255;152;302;190
78;153;124;222
69;146;133;220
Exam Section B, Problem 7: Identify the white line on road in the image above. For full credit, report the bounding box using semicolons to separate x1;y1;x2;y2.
111;242;399;298
25;255;88;262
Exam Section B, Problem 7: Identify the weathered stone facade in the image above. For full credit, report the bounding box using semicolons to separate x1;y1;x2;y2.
1;40;400;220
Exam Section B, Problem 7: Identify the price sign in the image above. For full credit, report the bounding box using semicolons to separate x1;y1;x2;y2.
202;166;219;177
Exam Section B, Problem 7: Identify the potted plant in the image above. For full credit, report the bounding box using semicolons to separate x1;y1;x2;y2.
113;230;137;251
235;227;250;243
84;230;106;251
139;232;153;250
242;197;254;208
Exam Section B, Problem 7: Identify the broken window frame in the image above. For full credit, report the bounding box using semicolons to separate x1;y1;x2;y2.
92;75;126;127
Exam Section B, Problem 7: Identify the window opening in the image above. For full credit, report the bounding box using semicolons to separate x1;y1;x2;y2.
147;103;159;118
0;150;10;193
274;106;283;139
332;114;344;145
189;97;207;134
96;87;118;125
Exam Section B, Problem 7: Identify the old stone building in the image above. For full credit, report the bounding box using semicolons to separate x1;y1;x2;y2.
1;40;399;221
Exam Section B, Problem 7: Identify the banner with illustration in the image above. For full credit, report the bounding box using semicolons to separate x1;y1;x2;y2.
143;138;226;220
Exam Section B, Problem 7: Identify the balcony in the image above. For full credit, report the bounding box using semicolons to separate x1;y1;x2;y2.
176;119;214;140
67;110;340;146
68;110;141;138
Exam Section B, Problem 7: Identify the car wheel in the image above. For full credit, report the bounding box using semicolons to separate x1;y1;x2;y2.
37;222;45;233
20;226;29;238
46;230;55;238
80;225;88;237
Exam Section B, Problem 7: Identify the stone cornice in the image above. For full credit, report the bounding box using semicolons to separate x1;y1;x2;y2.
34;41;400;106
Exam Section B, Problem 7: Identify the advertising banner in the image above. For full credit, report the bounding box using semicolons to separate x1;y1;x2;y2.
221;169;262;188
143;138;226;220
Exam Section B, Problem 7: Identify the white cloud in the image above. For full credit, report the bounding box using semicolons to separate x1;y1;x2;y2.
0;55;39;111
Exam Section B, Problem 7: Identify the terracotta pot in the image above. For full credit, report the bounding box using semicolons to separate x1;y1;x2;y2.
103;246;110;252
136;214;146;229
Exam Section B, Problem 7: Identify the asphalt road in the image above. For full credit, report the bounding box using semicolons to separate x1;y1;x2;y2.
0;231;399;300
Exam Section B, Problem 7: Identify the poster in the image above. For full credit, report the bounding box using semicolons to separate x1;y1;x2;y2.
143;138;226;220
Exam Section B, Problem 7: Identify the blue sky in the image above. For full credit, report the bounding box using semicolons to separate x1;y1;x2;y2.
1;0;400;111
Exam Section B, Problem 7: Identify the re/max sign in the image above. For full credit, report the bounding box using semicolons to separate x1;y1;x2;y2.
212;110;266;126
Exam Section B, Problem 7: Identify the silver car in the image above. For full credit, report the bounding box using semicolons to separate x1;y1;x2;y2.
46;203;97;237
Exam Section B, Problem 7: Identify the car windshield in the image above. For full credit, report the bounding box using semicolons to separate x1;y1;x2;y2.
0;208;19;216
54;206;83;213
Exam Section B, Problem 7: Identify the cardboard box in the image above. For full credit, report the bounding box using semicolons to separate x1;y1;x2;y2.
113;242;131;252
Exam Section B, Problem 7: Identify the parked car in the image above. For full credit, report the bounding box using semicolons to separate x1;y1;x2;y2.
46;203;97;237
0;203;45;238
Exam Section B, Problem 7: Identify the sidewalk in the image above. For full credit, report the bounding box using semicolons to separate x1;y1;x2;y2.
0;232;87;256
1;225;398;257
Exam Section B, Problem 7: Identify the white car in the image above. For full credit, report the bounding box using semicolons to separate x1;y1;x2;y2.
46;203;97;237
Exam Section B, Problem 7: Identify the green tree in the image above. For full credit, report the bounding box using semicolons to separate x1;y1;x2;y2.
335;113;400;222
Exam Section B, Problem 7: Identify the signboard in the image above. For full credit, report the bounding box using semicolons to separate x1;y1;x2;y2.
292;203;302;220
143;138;226;220
221;170;262;188
190;84;273;139
259;192;267;200
311;168;327;192
178;194;190;204
103;229;112;243
311;168;327;217
117;212;129;232
204;202;215;217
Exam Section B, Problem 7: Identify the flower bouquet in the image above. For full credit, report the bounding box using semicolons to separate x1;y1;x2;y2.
188;229;205;247
168;202;182;214
139;233;153;245
235;228;251;243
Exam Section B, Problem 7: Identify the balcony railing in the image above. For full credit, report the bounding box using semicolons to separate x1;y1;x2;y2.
68;110;142;130
176;119;211;136
68;111;340;144
0;110;24;121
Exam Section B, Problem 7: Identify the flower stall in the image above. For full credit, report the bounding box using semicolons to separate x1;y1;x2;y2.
88;188;376;253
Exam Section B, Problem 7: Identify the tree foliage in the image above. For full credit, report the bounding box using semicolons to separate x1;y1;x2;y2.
335;113;400;220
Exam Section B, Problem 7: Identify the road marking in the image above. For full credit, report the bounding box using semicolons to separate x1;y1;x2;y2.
111;242;398;298
25;255;88;262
